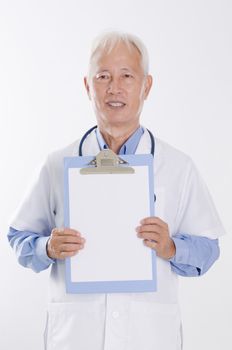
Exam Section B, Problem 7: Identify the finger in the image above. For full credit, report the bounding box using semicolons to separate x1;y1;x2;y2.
59;243;84;252
60;236;86;244
136;225;164;239
52;228;81;237
140;217;168;228
143;239;158;250
136;224;163;234
59;251;79;259
137;231;160;242
63;228;82;236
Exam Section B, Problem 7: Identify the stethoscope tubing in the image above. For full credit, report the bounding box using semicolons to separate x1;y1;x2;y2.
78;125;155;157
78;125;156;202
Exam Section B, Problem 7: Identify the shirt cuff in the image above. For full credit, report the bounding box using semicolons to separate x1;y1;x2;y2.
34;236;55;266
169;237;190;264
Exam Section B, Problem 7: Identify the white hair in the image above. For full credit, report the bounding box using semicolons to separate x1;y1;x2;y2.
87;31;149;80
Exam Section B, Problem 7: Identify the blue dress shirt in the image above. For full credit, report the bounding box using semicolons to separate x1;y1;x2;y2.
8;126;220;275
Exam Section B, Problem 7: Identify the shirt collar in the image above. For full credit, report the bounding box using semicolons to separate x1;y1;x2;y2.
95;126;144;155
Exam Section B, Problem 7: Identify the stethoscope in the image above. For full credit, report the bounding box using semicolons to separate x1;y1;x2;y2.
78;125;156;202
78;125;155;157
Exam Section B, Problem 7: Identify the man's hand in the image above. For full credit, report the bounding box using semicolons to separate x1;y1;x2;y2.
47;228;86;259
136;217;176;260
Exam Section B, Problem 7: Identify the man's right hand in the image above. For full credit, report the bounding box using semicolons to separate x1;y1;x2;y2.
46;228;86;259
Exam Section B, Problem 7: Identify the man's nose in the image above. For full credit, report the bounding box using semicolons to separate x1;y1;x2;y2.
106;77;122;94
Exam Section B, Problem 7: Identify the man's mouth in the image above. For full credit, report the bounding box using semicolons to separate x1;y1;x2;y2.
106;101;126;108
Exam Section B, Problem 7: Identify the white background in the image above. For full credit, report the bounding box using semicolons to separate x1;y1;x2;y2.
0;1;231;349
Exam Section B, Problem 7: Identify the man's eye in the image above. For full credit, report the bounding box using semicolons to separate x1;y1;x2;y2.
97;74;110;80
123;73;133;79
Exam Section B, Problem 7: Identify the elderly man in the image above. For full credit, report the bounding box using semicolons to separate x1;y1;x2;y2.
8;31;224;350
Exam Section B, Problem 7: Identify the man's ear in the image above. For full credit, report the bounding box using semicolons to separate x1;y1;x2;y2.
144;75;153;100
84;76;91;100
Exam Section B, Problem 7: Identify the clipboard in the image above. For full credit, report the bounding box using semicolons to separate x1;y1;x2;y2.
64;150;156;294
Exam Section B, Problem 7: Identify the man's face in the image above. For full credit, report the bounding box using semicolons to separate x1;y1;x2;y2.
84;42;152;130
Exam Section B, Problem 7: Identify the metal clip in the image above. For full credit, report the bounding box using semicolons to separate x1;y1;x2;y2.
80;149;134;174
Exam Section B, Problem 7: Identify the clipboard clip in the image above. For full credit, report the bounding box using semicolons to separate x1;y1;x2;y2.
80;149;135;174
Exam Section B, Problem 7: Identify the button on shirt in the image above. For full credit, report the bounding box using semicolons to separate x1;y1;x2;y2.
8;126;220;275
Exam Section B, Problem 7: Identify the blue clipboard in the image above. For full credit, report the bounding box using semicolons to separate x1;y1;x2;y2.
64;152;156;294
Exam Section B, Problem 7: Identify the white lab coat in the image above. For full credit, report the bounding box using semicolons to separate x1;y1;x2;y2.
11;129;225;350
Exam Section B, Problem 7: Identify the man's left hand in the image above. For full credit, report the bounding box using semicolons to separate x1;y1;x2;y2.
136;217;176;260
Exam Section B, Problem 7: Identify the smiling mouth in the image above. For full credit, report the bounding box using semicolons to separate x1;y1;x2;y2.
106;101;126;108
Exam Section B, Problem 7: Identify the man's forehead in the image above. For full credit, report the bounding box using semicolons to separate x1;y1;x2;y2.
88;40;145;79
97;42;140;60
94;47;142;70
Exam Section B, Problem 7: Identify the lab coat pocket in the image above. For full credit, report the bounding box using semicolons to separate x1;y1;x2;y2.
46;301;105;350
127;302;182;350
